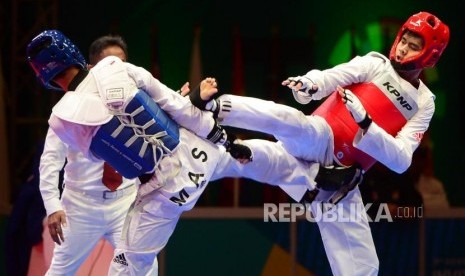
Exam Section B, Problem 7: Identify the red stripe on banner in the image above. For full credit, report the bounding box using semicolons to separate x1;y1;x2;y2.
189;25;203;88
232;26;245;96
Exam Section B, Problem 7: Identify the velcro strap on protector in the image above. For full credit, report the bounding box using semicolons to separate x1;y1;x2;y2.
90;90;180;179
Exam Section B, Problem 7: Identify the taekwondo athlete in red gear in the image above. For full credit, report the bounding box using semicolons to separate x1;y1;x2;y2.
295;11;450;173
27;30;362;275
190;11;449;276
281;11;449;276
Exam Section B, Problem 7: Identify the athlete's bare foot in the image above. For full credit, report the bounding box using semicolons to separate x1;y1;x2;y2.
199;77;218;100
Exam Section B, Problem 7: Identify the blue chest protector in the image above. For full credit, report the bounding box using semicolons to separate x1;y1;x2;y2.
90;90;180;179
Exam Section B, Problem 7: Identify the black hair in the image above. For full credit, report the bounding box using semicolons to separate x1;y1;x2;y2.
404;30;423;40
88;34;128;65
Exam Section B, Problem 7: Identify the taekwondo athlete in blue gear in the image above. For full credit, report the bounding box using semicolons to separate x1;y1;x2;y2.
27;30;251;275
28;31;143;275
27;29;250;179
27;30;363;275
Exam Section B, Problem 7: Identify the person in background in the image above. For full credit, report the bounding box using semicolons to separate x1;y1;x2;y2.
5;142;48;276
409;135;449;209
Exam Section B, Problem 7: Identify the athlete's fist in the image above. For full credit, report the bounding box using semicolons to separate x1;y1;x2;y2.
282;76;318;95
228;142;253;164
338;86;372;129
224;134;253;164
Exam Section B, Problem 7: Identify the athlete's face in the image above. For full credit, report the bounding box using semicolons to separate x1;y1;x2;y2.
393;32;424;63
98;45;127;62
87;45;127;69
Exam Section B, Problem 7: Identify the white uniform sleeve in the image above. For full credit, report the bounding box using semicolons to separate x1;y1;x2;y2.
39;128;67;216
294;52;387;103
125;63;215;138
48;114;100;161
354;94;435;173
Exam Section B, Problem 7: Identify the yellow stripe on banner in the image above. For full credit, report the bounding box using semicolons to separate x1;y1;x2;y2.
261;244;315;276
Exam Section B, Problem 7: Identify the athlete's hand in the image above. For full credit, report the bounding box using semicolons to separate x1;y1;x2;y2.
338;86;372;129
282;76;318;95
227;141;253;164
47;210;67;245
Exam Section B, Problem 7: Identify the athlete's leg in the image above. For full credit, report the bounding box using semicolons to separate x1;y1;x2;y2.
212;139;318;202
216;94;333;165
46;189;108;275
104;188;137;248
108;196;181;275
312;187;379;276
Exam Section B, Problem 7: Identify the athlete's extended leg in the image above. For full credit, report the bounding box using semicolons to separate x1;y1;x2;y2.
212;139;318;201
216;94;334;165
213;139;362;203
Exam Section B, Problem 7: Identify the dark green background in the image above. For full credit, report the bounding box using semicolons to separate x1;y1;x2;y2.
4;0;464;204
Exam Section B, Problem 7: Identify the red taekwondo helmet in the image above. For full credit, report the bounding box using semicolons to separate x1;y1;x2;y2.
389;11;450;70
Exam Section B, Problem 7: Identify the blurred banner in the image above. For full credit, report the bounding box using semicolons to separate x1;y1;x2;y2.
0;50;11;214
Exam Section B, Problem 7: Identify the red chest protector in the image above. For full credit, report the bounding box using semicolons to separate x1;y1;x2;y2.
313;78;418;171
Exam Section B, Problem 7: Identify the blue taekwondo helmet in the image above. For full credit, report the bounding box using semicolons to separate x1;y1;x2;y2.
27;30;86;91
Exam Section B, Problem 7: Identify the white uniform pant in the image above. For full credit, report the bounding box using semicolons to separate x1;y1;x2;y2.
216;94;379;275
311;188;379;275
217;95;334;166
45;185;136;275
